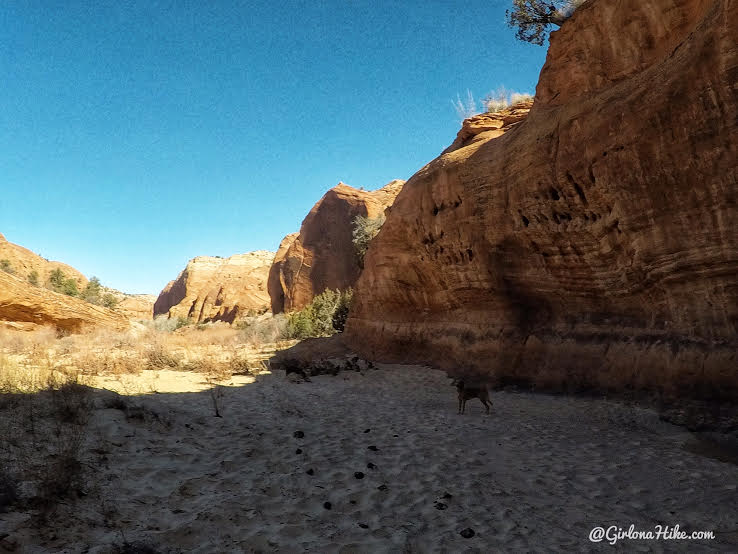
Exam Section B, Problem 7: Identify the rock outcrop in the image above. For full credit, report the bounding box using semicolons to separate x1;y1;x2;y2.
346;0;738;399
0;271;128;333
0;232;87;288
268;180;405;313
115;294;156;321
154;251;274;323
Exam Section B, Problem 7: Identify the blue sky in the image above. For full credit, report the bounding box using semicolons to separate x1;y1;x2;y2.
0;1;547;294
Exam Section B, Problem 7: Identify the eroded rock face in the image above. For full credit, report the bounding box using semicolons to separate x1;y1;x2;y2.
268;180;405;313
0;271;128;333
346;0;738;398
154;251;274;323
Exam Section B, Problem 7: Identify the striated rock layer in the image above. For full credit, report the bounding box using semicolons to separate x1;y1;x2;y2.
154;251;275;323
0;271;128;333
346;0;738;399
268;180;405;313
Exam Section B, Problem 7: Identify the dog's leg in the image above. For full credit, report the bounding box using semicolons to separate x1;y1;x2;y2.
458;395;462;414
482;398;491;415
461;399;466;415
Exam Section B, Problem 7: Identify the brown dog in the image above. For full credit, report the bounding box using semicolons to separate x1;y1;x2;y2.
455;379;492;415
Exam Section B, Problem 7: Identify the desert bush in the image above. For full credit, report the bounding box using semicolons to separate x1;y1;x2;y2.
352;214;385;267
484;86;511;112
27;269;40;286
48;268;80;297
506;0;585;45
0;258;14;274
510;92;534;105
286;289;353;339
80;276;102;303
101;293;118;309
239;314;289;347
147;316;190;332
0;369;93;516
145;344;181;370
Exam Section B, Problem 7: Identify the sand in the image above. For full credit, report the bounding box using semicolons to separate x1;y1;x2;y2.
2;365;737;552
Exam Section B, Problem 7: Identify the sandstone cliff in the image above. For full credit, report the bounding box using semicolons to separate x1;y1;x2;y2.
268;180;405;313
0;232;87;288
154;251;274;323
346;0;737;399
0;271;129;333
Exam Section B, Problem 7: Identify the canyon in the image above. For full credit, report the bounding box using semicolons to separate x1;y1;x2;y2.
268;180;404;313
344;0;738;399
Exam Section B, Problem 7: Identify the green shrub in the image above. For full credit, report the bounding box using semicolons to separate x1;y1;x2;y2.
506;0;584;45
101;293;118;309
286;288;353;339
352;214;385;268
27;270;40;286
0;259;14;275
47;268;79;297
80;276;102;303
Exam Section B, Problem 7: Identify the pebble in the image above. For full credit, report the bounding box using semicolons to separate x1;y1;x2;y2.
460;528;475;538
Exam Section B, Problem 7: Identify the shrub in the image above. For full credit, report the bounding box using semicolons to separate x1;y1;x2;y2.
27;270;40;286
506;0;585;45
48;268;80;297
0;259;14;274
147;316;190;332
510;92;535;105
286;289;353;339
240;314;289;346
101;293;118;309
352;214;386;268
80;276;102;303
483;86;511;113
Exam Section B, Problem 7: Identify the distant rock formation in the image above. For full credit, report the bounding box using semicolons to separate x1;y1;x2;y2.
115;294;156;321
346;0;738;398
154;251;275;323
268;180;405;313
0;271;128;332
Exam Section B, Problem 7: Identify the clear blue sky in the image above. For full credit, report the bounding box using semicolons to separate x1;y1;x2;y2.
0;0;547;294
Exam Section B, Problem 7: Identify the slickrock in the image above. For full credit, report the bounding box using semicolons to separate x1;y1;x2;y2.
346;0;738;398
0;232;87;287
154;251;275;323
268;180;405;313
0;271;128;332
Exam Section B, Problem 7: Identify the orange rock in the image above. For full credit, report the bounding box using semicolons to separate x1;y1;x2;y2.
0;271;128;333
268;180;404;313
0;233;88;288
346;0;738;398
154;251;274;323
116;294;156;321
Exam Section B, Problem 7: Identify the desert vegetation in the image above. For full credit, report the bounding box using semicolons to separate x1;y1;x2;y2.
453;87;535;121
352;213;386;267
286;288;354;339
506;0;586;45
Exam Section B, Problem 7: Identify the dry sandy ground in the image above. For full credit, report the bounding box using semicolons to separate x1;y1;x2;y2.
2;365;738;553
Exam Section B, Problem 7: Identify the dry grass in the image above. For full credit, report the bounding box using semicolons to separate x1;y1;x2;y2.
0;317;288;390
0;318;291;520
